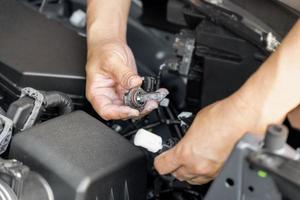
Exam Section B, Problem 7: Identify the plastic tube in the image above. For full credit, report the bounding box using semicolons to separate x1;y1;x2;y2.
42;92;73;115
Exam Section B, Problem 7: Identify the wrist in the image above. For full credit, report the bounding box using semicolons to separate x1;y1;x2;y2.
86;0;129;44
87;22;126;46
231;62;288;135
229;91;271;136
86;32;127;65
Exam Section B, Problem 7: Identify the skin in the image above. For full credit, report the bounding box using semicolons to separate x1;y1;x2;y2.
86;0;300;184
86;0;158;120
154;20;300;184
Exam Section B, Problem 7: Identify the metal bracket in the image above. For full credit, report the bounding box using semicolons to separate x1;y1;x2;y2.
173;31;195;84
204;134;282;200
0;159;30;198
20;87;44;131
0;114;13;154
205;125;300;200
0;159;54;200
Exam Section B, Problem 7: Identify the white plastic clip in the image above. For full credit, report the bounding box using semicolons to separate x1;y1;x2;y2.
134;129;163;153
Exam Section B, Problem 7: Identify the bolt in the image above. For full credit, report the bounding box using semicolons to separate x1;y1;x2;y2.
264;124;288;152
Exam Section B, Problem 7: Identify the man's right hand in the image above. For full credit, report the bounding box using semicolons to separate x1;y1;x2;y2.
86;0;161;120
86;40;159;120
86;40;140;120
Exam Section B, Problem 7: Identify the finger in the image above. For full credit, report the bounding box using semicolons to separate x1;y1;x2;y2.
187;176;213;185
90;94;139;120
172;167;197;181
154;148;181;175
101;104;139;120
112;99;123;106
109;59;142;90
186;159;220;179
86;74;116;101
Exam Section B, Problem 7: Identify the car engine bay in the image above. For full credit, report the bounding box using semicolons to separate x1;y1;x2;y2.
0;0;300;199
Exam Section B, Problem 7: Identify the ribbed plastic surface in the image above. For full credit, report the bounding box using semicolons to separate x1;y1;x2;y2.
10;111;147;200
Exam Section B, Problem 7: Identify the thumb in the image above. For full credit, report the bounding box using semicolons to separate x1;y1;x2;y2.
154;148;181;175
110;61;142;89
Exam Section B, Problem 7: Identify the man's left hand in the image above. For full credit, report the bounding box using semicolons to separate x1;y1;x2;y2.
154;96;264;185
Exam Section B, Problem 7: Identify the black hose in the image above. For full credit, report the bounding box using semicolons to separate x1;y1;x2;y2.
42;91;73;115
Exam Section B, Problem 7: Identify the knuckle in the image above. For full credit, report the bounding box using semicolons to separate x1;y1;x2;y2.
176;146;190;161
208;163;221;178
176;172;185;181
118;112;126;120
192;164;210;175
187;181;194;185
187;180;199;185
177;177;184;182
100;111;110;121
153;158;161;168
193;166;205;175
156;168;164;175
173;147;182;159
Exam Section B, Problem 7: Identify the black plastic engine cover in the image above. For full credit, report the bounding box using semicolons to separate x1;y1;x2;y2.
0;0;172;109
185;20;266;110
0;0;87;95
9;111;147;200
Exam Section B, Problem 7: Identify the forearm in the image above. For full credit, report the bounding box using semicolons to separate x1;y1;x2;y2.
234;20;300;133
86;0;131;44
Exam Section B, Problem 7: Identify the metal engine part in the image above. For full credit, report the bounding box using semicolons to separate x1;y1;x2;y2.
0;114;13;155
124;88;147;111
124;87;169;111
7;87;73;132
0;159;54;200
204;124;300;200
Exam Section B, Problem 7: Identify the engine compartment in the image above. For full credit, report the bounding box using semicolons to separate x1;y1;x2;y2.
10;111;147;200
0;0;300;200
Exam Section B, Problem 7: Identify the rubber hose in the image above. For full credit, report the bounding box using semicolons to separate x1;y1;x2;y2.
42;91;73;115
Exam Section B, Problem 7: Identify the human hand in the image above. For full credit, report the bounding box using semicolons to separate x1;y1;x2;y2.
154;96;268;185
86;41;159;120
154;20;300;185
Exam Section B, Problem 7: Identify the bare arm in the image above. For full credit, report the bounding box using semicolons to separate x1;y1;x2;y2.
155;20;300;185
236;20;300;132
85;0;158;120
87;0;131;43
